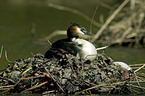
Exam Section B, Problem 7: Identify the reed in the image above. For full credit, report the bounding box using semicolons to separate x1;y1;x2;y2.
96;0;145;47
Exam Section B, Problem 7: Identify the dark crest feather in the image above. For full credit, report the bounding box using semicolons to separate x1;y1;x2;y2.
71;23;82;28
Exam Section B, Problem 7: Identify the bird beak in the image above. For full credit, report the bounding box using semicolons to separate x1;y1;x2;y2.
79;31;94;39
84;31;94;36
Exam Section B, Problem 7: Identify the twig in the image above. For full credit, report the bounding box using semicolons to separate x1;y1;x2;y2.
121;27;132;39
13;79;22;88
0;79;21;93
134;64;145;73
131;67;145;69
0;45;3;58
48;2;101;27
127;84;145;90
90;5;98;33
41;64;65;93
37;71;51;78
96;46;108;50
21;81;48;93
136;73;145;78
47;40;52;46
130;0;135;10
67;56;77;74
0;85;14;89
40;30;66;41
21;67;32;76
91;0;130;42
129;64;145;66
129;81;145;83
99;14;104;24
5;51;11;63
127;86;141;94
133;72;144;92
97;0;112;9
20;75;45;80
76;81;126;95
135;76;145;81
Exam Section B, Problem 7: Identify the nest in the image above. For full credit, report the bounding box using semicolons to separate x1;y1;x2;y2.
0;53;144;95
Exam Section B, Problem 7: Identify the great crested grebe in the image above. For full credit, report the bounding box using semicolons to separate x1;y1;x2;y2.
45;23;97;61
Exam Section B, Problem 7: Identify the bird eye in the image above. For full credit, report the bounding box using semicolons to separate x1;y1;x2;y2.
81;28;86;32
81;29;84;31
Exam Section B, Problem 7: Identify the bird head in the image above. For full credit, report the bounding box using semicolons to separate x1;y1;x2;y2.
67;23;93;39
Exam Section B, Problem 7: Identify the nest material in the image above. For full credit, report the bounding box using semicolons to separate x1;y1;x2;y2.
1;53;141;95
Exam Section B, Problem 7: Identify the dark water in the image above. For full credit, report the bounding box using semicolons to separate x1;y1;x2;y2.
105;47;145;64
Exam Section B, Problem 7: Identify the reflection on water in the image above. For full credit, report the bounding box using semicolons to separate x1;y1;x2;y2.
105;47;145;64
0;0;145;70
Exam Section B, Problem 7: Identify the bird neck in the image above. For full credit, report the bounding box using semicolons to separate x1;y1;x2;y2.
68;37;78;42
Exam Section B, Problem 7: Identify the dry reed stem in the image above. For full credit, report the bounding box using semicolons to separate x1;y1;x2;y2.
131;67;145;70
127;86;141;94
47;40;52;46
1;75;45;93
76;79;145;95
134;64;145;73
99;14;104;24
91;0;129;42
20;75;45;80
129;64;145;66
130;0;135;10
96;46;108;50
111;27;132;44
136;76;145;81
97;0;112;9
21;81;48;93
4;51;11;63
21;67;32;76
47;2;101;27
41;64;65;93
0;80;21;93
133;72;143;92
40;30;66;41
90;5;98;33
0;85;14;89
76;81;126;95
129;81;145;83
127;84;145;90
122;27;132;39
107;0;145;47
0;45;3;58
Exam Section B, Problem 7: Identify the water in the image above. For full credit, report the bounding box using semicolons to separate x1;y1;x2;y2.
105;47;145;64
